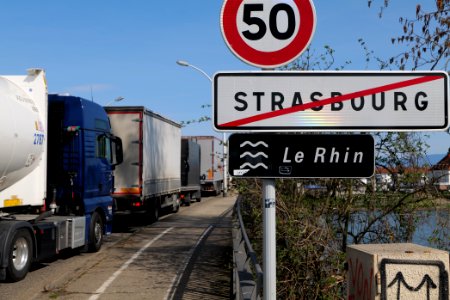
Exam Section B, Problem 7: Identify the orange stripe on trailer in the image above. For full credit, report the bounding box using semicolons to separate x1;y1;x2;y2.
113;187;141;195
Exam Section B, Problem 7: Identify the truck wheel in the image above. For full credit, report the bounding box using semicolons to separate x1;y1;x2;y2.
185;194;191;206
148;200;159;223
196;196;202;203
88;212;103;252
7;229;32;282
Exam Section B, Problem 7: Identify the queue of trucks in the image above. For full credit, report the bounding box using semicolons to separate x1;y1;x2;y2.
179;139;202;206
187;136;224;196
0;69;224;282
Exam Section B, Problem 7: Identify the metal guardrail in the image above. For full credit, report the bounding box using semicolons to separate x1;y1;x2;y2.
233;196;263;300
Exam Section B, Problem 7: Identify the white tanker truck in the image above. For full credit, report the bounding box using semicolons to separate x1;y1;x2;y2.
0;70;45;194
0;69;122;281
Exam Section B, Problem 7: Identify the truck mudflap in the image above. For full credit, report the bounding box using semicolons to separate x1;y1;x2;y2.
0;220;35;280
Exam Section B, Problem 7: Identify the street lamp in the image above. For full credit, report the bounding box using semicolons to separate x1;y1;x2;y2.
176;60;213;82
104;96;124;106
176;60;228;197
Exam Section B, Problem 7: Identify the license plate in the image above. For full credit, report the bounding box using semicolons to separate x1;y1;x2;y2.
4;198;22;207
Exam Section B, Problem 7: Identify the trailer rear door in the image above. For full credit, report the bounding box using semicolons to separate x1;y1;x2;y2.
107;110;142;196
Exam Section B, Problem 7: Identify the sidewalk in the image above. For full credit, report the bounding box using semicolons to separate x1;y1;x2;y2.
175;202;233;299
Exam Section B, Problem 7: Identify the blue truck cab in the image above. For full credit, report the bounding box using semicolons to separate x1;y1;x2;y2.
46;94;123;248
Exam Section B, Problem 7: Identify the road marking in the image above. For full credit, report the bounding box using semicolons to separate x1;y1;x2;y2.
89;227;174;300
164;225;214;300
219;75;442;127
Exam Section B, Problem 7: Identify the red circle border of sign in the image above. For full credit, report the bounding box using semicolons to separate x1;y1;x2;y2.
221;0;316;68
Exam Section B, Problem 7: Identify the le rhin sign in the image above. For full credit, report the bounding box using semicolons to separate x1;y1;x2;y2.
228;133;375;178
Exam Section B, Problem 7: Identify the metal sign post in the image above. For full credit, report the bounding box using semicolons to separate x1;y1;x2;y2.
262;179;276;300
219;1;316;298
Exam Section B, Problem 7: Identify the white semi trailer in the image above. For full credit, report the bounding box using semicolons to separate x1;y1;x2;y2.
187;136;224;196
106;107;181;221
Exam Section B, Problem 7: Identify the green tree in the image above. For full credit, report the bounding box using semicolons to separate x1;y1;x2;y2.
368;0;449;70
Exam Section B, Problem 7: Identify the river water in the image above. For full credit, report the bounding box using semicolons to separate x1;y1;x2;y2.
346;208;449;252
411;209;449;250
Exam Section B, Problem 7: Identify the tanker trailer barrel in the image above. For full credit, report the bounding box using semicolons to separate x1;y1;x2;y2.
0;76;44;191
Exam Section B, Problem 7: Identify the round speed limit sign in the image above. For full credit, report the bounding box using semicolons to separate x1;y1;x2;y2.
221;0;316;68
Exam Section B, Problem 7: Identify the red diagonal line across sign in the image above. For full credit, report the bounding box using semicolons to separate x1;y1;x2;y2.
218;75;443;127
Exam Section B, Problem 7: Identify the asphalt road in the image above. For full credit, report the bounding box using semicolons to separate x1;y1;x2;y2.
0;194;235;300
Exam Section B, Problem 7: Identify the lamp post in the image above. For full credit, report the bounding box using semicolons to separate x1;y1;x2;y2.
104;96;124;106
176;60;228;197
176;60;212;82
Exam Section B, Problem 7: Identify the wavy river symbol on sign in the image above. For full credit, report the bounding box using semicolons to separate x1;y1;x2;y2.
237;140;270;171
240;151;269;159
239;162;269;170
240;141;268;148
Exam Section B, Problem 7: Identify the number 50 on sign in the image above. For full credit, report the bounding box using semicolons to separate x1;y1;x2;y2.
221;0;316;68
